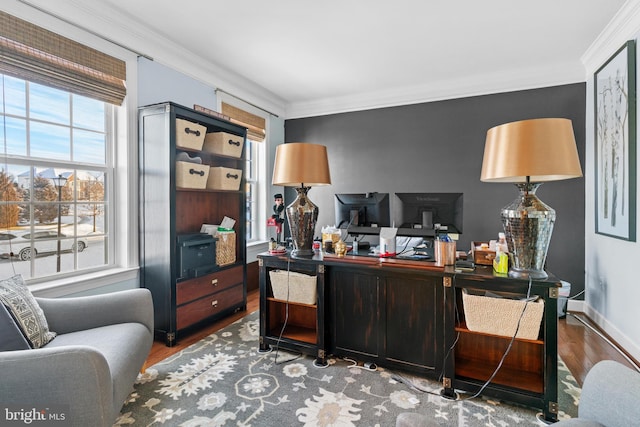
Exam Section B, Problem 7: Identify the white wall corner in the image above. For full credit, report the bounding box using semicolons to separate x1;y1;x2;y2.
580;0;640;369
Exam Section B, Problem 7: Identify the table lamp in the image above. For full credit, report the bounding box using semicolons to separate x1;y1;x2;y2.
272;142;331;256
480;118;582;279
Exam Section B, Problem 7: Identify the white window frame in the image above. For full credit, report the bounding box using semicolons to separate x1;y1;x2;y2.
216;95;269;260
245;138;265;244
0;76;112;273
0;7;140;297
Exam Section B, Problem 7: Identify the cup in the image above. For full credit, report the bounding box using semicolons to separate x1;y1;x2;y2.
435;240;456;266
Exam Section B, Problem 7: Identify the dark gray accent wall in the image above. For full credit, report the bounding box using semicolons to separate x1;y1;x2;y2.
285;83;586;294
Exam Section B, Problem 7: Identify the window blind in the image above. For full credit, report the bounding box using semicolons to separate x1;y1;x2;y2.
222;102;266;142
0;11;126;105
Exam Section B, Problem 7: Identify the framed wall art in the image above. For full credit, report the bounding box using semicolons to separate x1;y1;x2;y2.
594;40;637;241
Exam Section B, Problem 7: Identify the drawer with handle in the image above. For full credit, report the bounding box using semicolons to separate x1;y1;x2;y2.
177;265;243;305
177;283;244;330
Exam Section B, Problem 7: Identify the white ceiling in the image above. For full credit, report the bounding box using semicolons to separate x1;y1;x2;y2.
8;0;630;117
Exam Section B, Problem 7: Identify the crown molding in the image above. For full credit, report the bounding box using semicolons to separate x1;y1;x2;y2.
9;0;288;117
581;0;640;73
285;61;586;119
10;0;628;121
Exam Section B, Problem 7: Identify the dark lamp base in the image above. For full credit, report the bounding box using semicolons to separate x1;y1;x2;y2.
291;248;315;258
508;268;548;280
286;186;319;259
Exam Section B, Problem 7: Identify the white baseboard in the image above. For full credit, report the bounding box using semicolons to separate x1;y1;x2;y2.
566;299;585;313
581;304;640;363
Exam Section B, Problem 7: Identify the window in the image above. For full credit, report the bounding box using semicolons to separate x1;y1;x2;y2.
0;74;111;280
245;139;256;241
220;100;268;244
245;138;266;242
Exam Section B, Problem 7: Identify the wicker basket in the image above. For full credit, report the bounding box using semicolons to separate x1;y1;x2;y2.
462;289;544;340
216;231;236;266
207;167;243;191
175;161;209;189
269;270;317;305
175;119;206;150
203;131;244;158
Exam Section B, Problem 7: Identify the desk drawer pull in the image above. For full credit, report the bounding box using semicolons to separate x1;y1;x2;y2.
211;300;218;308
211;279;218;287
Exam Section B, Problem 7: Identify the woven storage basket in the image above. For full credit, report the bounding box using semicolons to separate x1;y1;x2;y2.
216;231;236;266
203;132;244;158
269;270;317;305
175;119;206;150
207;167;242;191
462;289;544;340
175;161;209;189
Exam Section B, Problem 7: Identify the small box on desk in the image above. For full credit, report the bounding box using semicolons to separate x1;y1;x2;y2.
471;241;496;266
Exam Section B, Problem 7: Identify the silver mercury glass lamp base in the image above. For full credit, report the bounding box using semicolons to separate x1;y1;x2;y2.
285;186;318;257
501;182;555;280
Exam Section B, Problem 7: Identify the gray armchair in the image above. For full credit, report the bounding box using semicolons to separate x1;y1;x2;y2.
0;288;154;427
553;359;640;427
396;360;640;427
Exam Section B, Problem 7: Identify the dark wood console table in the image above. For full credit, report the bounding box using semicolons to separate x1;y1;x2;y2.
258;254;328;365
258;251;561;422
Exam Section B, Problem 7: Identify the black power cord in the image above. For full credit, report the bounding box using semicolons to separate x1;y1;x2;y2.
271;255;303;364
460;276;534;401
434;274;534;402
269;253;330;368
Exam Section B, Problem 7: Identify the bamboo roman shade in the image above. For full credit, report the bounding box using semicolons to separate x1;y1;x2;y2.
221;102;266;142
0;11;126;105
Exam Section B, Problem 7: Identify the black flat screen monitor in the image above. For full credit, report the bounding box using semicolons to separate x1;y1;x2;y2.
395;192;463;237
334;192;390;235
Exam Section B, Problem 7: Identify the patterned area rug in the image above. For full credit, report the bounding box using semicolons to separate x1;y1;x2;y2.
115;311;580;426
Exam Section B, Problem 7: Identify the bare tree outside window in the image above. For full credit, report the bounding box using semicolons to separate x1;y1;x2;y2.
0;171;24;228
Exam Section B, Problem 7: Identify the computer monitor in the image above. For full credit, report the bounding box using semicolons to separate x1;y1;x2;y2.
394;192;463;237
334;192;391;235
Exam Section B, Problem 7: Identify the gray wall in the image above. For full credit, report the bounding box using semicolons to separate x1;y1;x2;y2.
285;83;586;295
137;57;217;110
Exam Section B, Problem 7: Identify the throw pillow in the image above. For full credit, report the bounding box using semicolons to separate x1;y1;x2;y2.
0;302;30;351
0;275;56;348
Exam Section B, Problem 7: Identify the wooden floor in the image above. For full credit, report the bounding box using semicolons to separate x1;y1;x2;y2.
558;311;639;385
147;289;639;387
145;289;260;367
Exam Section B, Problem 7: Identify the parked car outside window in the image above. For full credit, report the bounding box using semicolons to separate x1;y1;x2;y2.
0;231;87;261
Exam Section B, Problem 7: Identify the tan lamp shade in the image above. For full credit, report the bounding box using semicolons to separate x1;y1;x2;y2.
481;118;583;183
272;142;332;187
